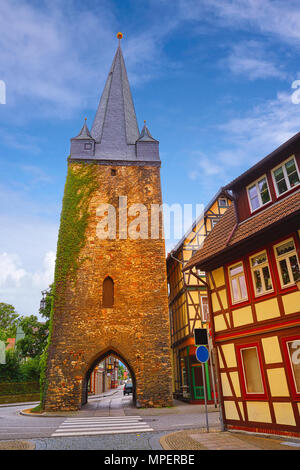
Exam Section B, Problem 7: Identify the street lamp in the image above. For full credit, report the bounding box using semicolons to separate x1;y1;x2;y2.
40;290;47;311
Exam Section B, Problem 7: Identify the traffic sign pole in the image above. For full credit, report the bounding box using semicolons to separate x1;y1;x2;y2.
195;345;210;433
201;363;209;433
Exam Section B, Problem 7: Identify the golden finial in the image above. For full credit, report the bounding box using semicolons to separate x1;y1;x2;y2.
117;32;123;47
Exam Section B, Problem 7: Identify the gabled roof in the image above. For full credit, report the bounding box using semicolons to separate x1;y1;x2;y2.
166;187;233;261
183;189;300;272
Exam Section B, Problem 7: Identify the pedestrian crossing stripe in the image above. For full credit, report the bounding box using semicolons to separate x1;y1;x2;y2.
51;416;153;437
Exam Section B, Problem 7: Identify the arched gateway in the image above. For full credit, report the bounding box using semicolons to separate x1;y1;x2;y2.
42;36;173;411
82;349;136;406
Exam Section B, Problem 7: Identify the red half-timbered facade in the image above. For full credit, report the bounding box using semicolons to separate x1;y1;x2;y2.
184;132;300;437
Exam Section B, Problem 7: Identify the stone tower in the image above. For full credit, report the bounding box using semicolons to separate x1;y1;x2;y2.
42;36;173;411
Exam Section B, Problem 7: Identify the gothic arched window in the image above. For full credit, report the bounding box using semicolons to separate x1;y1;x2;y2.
103;276;114;307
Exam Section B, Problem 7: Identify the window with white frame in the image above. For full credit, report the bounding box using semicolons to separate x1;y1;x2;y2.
218;198;227;207
228;262;248;303
250;250;273;296
240;346;264;394
274;238;300;288
272;156;300;196
247;175;271;212
201;296;209;322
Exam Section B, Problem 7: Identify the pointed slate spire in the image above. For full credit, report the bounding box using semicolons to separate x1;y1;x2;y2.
90;34;140;160
137;120;158;142
136;119;160;163
70;118;95;157
69;34;161;165
72;118;94;140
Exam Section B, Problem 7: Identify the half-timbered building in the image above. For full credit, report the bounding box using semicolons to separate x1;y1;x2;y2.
184;132;300;437
167;189;232;403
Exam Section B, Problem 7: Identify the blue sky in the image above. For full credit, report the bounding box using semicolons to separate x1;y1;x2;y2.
1;0;300;318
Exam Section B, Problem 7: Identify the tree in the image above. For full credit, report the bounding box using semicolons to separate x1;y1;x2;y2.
20;356;40;381
0;303;20;340
39;283;53;324
0;349;22;382
15;284;53;359
118;364;125;380
15;315;48;359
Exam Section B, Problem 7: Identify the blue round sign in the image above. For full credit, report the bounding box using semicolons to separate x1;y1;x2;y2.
196;346;209;363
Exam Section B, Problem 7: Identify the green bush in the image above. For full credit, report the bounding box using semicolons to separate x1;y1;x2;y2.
0;349;22;382
0;350;41;383
0;382;40;396
20;356;40;382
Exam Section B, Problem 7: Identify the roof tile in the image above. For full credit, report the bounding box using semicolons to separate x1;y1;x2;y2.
184;189;300;271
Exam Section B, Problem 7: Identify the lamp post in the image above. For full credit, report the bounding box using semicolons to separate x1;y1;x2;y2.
40;290;47;312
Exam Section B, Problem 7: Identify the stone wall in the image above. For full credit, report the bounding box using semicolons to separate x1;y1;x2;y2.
43;162;173;411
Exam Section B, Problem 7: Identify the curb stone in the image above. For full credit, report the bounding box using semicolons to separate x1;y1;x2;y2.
160;428;220;451
0;440;35;450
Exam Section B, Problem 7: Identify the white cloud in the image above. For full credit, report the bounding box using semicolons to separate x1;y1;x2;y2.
0;182;59;317
187;86;300;184
219;90;300;151
20;165;53;184
179;0;300;46
0;0;116;118
32;251;56;288
0;253;26;286
0;251;55;317
188;151;225;180
0;0;180;122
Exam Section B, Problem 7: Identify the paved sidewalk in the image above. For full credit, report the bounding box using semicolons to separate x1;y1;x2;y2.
160;428;300;451
20;388;120;417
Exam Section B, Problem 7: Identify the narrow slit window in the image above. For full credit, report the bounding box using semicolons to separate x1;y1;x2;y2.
103;276;114;307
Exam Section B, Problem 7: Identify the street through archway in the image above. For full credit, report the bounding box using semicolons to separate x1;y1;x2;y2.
84;384;134;415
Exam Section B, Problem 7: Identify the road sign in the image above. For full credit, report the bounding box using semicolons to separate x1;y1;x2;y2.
194;328;208;346
196;345;209;363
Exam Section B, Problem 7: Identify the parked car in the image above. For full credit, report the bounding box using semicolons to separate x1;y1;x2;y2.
123;382;133;395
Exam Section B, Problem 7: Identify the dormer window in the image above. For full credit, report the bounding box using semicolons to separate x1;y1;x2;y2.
272;156;300;197
218;198;227;207
247;175;271;212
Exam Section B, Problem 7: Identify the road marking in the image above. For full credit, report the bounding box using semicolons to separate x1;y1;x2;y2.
51;416;153;437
